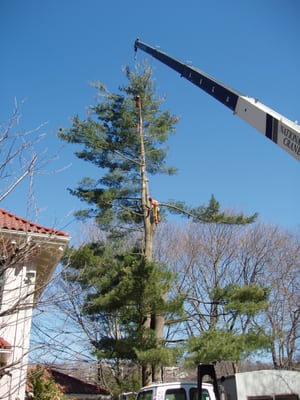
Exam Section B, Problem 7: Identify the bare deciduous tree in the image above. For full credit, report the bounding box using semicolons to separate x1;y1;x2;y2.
32;219;300;383
0;102;70;400
262;228;300;368
154;221;300;369
0;100;69;217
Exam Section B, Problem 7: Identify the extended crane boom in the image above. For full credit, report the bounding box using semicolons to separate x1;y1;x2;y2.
134;38;300;162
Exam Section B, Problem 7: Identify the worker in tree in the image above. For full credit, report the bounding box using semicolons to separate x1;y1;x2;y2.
135;94;141;108
148;197;160;224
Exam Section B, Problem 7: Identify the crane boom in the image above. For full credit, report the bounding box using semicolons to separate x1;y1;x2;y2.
134;39;300;162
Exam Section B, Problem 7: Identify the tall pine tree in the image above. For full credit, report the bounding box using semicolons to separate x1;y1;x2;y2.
59;64;179;384
59;63;257;384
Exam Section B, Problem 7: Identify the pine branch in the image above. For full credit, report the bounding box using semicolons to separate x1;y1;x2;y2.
160;200;257;225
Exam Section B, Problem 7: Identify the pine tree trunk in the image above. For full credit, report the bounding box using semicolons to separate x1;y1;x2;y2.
137;97;164;384
152;313;165;381
138;97;153;385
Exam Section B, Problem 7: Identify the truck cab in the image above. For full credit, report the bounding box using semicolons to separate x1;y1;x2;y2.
135;381;216;400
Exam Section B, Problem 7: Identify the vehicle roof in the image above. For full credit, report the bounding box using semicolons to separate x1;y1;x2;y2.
138;382;212;390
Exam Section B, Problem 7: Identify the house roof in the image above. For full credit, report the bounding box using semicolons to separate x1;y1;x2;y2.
0;337;12;349
0;208;69;237
0;208;70;302
48;369;110;396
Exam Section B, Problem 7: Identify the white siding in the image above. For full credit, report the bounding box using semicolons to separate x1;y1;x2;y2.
0;264;36;400
222;370;300;400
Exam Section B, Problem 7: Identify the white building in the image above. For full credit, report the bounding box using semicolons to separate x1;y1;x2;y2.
0;208;70;400
221;369;300;400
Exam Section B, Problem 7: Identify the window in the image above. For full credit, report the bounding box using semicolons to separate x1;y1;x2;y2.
276;396;299;400
190;388;211;400
137;389;154;400
0;268;5;308
248;395;299;400
166;388;186;400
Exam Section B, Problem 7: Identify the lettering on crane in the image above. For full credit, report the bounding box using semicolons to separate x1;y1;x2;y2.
279;123;300;156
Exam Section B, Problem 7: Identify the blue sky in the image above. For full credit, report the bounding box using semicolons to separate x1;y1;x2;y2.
1;0;299;239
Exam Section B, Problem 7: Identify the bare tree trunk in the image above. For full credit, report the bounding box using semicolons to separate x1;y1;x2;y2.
152;306;165;382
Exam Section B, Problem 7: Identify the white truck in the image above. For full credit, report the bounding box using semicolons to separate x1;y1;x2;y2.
134;381;215;400
121;364;219;400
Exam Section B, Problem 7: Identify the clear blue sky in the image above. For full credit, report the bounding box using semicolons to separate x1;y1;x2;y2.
1;0;299;239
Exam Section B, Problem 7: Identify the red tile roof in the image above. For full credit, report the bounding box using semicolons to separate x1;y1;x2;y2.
48;369;110;396
0;337;12;349
0;208;69;237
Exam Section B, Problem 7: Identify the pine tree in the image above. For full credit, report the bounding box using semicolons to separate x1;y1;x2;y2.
187;284;270;372
59;63;257;384
59;63;179;384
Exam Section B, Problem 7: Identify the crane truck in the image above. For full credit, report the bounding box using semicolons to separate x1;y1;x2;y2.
134;39;300;162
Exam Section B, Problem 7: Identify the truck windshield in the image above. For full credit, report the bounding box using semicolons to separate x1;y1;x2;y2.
137;389;153;400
